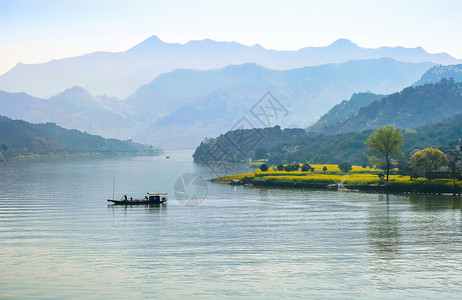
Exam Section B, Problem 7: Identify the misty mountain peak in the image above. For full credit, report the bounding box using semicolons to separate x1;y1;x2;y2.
128;35;166;51
57;86;91;98
329;38;358;48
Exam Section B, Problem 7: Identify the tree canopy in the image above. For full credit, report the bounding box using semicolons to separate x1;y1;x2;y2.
410;148;448;178
365;125;404;183
338;162;352;173
259;163;269;172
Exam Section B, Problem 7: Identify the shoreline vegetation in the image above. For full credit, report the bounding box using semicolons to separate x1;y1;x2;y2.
212;164;462;195
0;116;162;162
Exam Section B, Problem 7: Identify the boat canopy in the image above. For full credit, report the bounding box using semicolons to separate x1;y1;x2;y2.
147;192;168;195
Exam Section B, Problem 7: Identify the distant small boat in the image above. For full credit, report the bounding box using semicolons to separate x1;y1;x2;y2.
107;192;168;205
229;179;244;185
166;156;170;159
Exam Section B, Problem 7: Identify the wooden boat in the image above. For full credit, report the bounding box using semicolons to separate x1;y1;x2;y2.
107;192;168;205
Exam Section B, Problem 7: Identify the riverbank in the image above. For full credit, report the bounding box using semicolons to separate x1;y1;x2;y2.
213;166;462;194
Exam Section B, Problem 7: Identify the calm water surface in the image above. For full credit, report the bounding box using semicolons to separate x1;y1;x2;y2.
1;150;462;299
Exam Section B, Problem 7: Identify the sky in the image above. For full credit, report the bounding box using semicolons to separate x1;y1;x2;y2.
0;0;461;75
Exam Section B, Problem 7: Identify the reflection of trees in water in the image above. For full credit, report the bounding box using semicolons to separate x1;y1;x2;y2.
408;194;462;212
367;194;402;263
407;194;461;259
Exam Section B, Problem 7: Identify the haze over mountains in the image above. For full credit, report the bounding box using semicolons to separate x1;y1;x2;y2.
307;64;462;135
312;78;462;135
2;36;462;149
0;59;433;148
0;36;458;99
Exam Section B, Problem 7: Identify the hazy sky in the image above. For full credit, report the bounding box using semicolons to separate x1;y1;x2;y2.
0;0;461;75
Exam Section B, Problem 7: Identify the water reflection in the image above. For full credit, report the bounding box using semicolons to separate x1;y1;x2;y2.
367;194;402;260
193;161;251;180
408;194;462;211
2;156;462;299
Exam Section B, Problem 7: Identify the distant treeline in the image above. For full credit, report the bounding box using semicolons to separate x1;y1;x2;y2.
194;112;462;166
0;115;161;161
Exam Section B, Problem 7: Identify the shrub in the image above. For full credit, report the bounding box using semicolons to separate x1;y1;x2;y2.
338;162;352;173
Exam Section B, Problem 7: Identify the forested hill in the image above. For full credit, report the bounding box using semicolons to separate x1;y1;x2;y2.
192;126;306;163
193;113;462;166
414;64;462;86
320;79;462;134
0;116;160;161
307;92;385;133
265;112;462;165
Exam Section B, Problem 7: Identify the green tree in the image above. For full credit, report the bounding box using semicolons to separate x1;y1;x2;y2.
365;125;404;184
301;163;312;172
277;164;285;171
322;166;328;172
338;162;352;173
410;148;448;179
259;163;269;172
285;163;300;172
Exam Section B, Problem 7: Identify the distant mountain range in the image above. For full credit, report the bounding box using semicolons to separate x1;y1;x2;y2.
0;87;137;139
0;36;458;99
0;115;160;161
194;64;462;164
0;59;433;148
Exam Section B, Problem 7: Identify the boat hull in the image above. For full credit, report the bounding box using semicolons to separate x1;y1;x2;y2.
107;199;167;205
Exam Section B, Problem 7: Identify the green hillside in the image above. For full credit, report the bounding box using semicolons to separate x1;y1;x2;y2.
415;64;462;85
266;113;462;165
322;79;462;134
0;116;160;161
194;113;462;166
307;92;385;133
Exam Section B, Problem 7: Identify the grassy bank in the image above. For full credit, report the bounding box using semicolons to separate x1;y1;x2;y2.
213;166;462;194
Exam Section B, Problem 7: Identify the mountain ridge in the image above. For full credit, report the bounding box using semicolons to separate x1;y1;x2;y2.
0;58;434;148
0;36;457;98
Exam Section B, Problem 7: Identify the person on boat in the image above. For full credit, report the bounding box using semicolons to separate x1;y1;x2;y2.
123;195;128;201
129;197;133;201
144;196;148;201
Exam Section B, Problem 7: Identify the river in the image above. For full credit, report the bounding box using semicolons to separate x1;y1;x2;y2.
1;150;461;299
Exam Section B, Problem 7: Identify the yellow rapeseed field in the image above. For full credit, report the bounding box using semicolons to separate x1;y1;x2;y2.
217;163;462;190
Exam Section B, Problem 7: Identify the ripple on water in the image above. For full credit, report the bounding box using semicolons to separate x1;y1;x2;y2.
1;156;462;299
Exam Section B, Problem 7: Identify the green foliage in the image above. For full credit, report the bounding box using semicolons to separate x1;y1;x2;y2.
277;164;285;171
396;159;411;175
415;64;462;86
193;126;306;163
259;163;269;172
365;125;404;183
323;166;328;172
410;148;449;178
338;162;352;173
284;163;300;172
195;101;462;167
0;116;160;159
